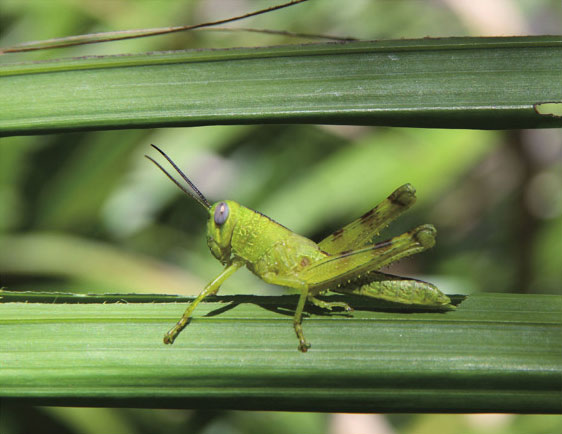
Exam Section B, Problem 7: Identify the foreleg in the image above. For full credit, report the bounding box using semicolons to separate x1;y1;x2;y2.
163;260;243;344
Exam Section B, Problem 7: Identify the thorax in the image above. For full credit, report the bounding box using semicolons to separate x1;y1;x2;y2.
230;207;326;276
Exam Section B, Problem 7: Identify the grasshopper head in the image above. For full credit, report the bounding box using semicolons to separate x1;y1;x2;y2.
207;200;239;264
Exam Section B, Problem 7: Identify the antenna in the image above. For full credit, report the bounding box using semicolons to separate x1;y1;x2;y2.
145;144;211;210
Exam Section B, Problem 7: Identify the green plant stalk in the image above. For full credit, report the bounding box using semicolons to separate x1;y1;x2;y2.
1;291;560;413
1;36;561;136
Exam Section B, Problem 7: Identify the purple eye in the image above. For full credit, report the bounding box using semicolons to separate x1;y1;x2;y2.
214;202;229;226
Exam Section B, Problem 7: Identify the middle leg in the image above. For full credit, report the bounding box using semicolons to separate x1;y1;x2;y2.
308;294;353;312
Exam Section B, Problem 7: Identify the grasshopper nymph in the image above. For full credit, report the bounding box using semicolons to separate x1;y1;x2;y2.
147;145;454;352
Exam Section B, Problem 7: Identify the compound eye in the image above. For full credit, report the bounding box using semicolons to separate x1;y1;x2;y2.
214;202;229;226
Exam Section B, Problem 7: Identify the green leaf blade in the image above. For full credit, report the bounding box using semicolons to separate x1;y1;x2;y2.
1;36;561;136
1;292;560;413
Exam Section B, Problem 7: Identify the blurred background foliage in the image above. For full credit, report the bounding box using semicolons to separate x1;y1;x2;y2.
0;0;561;433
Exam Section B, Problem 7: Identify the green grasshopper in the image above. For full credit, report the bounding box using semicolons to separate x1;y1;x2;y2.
146;144;454;352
